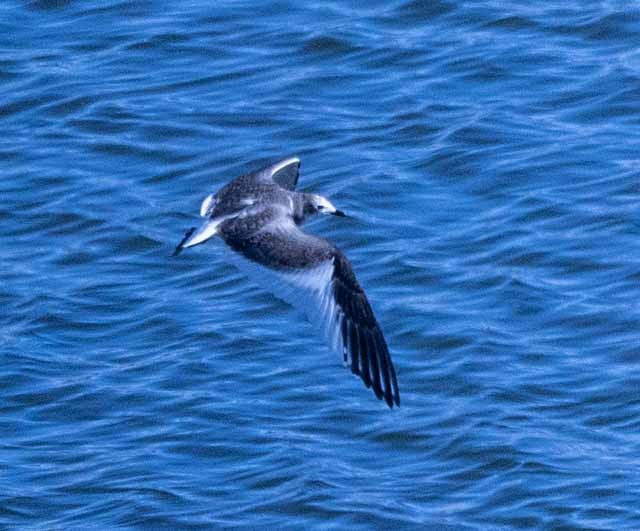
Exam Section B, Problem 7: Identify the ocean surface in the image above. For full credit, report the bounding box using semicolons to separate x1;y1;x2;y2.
2;1;640;529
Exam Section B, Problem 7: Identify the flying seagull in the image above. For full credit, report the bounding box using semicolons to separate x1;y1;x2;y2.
174;157;400;408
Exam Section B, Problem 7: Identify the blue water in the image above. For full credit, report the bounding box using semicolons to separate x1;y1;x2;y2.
2;1;640;528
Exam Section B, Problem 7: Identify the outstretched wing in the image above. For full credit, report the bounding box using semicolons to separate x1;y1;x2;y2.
253;156;301;190
220;215;400;408
331;251;400;408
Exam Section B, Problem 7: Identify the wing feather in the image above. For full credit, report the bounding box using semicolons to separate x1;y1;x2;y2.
254;157;300;190
220;215;400;407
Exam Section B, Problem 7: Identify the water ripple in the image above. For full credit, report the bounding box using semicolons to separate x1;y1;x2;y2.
1;0;640;528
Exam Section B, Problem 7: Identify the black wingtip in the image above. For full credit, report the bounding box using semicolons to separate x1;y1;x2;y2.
384;394;394;408
172;227;196;257
343;330;400;408
383;389;400;409
385;387;401;409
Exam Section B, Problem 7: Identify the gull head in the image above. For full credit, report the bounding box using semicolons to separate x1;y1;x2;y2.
304;194;346;219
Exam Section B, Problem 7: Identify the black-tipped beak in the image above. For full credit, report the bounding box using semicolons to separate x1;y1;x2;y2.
333;210;347;217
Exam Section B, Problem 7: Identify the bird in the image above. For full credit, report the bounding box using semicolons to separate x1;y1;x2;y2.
173;157;400;408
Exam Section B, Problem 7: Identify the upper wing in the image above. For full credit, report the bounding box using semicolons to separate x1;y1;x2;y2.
253;156;301;190
331;250;400;408
221;216;400;408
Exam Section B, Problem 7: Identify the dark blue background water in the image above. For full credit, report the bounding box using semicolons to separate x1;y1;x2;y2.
2;1;640;528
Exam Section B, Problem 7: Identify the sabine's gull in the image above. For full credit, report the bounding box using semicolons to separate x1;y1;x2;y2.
174;157;400;408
